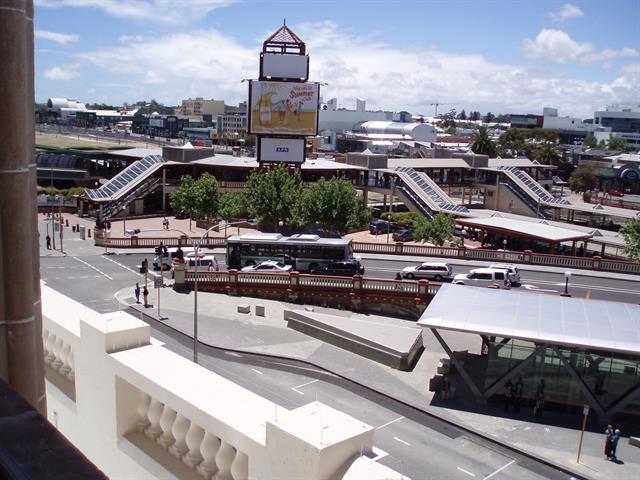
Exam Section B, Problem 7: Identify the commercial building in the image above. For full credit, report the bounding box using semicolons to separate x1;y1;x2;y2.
594;105;640;147
181;97;225;117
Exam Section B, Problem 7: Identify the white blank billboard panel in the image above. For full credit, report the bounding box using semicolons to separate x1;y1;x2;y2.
259;137;305;163
262;54;309;80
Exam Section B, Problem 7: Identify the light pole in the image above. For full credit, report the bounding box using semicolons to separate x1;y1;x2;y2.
122;206;127;235
561;271;572;297
460;228;468;249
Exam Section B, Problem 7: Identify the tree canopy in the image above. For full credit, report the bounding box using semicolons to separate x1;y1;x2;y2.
471;126;497;157
413;212;455;246
569;164;598;200
535;143;561;166
620;218;640;260
296;177;371;235
169;173;220;228
218;192;248;221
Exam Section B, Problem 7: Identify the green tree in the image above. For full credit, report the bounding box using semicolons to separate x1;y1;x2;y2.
620;218;640;260
296;177;371;235
218;192;248;236
193;173;219;221
471;125;497;157
583;133;598;148
457;109;467;120
484;112;495;123
569;165;598;201
608;136;627;150
535;143;561;165
413;212;455;246
169;175;199;230
246;165;303;231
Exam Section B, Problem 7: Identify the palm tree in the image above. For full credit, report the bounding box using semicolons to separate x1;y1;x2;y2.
535;143;561;165
471;126;497;157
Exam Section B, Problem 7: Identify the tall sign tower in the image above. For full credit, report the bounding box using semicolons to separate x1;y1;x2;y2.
248;24;320;167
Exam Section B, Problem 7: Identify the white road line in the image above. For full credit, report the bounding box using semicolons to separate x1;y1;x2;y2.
375;416;404;430
457;467;476;477
250;368;263;375
102;256;141;275
393;436;410;446
72;257;113;280
291;379;318;394
483;460;515;480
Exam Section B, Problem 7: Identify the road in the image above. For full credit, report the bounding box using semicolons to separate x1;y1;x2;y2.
40;253;575;480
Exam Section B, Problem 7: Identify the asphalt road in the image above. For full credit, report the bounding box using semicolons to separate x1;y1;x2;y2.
40;253;574;480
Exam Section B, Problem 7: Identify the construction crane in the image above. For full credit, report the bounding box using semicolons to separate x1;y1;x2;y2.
429;102;454;118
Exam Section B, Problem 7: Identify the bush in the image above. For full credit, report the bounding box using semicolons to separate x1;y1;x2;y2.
382;212;422;228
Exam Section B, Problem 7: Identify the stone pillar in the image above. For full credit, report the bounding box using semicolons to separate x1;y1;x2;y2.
0;0;45;413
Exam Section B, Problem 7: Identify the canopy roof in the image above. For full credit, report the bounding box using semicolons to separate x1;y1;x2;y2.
458;216;592;243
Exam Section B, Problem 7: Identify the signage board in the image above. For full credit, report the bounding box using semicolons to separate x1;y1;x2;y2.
259;137;305;163
149;118;163;128
261;53;309;81
154;276;163;288
248;81;319;136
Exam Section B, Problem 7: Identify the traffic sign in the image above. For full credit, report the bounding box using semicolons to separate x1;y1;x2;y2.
154;277;163;288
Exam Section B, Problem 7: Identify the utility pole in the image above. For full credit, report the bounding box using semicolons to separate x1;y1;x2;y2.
58;197;63;253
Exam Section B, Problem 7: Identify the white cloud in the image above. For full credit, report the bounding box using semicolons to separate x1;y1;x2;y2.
36;0;236;25
119;35;145;43
549;3;584;22
73;23;639;117
44;64;79;81
35;30;78;45
523;29;638;64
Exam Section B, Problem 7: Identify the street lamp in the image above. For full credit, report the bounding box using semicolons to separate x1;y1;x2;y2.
122;206;127;235
460;228;468;249
561;271;572;297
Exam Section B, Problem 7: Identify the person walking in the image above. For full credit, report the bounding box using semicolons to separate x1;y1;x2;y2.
46;234;51;250
610;429;621;461
134;283;141;304
514;376;524;412
503;382;513;412
604;424;615;460
143;285;149;307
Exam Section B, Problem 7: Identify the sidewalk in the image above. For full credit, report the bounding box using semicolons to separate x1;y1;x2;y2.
115;286;640;480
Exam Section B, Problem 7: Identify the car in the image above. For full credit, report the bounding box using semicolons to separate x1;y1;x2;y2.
392;228;413;242
310;260;365;276
240;261;293;273
397;262;452;281
607;189;625;197
489;264;521;286
453;268;518;288
153;246;196;270
369;219;396;235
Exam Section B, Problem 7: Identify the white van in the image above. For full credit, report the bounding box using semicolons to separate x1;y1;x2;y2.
153;246;196;270
453;268;518;288
187;255;218;270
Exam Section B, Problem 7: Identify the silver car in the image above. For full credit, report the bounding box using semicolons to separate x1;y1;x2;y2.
398;262;452;281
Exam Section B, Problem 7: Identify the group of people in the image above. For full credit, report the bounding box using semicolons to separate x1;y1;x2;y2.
503;378;545;417
604;425;622;462
134;282;149;307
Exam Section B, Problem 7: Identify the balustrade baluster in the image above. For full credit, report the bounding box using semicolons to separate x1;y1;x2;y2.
135;392;151;432
145;398;164;440
169;413;190;458
58;343;71;377
42;330;49;359
45;333;56;365
214;440;235;480
197;432;220;479
157;406;177;449
183;422;205;468
66;351;75;382
230;450;248;480
51;337;64;370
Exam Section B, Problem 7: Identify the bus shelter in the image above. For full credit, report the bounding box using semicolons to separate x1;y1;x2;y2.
418;284;640;419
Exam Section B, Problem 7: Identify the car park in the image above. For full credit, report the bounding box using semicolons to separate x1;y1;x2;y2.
310;260;365;276
488;263;521;286
369;219;396;234
453;268;518;288
397;262;452;281
392;228;413;242
240;261;293;273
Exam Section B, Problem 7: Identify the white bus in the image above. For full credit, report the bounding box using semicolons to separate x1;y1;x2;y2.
226;233;354;272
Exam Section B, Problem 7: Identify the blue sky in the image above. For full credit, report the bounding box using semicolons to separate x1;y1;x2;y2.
35;0;639;118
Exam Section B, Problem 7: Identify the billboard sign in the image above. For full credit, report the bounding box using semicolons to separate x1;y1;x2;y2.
261;53;309;81
259;137;305;163
149;117;163;128
249;81;319;136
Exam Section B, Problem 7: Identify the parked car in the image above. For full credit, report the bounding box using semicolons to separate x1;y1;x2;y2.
392;228;414;242
607;189;625;197
397;262;452;281
369;219;396;234
488;264;522;286
240;261;292;273
453;268;518;288
310;260;365;276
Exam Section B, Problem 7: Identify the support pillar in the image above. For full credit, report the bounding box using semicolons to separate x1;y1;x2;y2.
431;328;483;399
162;167;166;211
553;347;606;418
0;0;45;413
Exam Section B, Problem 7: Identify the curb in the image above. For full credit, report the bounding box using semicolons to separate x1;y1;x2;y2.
129;305;591;480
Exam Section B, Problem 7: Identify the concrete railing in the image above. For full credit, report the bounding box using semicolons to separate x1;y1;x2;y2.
41;284;406;480
94;235;640;276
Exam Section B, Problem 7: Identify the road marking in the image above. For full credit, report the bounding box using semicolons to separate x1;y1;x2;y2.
376;416;404;430
393;436;410;446
457;467;476;477
292;379;318;395
521;284;558;293
483;460;515;480
250;368;263;375
72;257;113;280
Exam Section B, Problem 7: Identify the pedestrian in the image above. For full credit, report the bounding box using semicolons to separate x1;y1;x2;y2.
46;234;51;250
533;391;545;418
143;285;149;307
514;376;524;412
441;375;450;402
604;424;615;460
503;382;513;412
610;429;621;461
134;283;141;304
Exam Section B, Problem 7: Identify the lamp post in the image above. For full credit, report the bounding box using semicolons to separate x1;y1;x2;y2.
122;206;127;235
502;238;507;259
561;271;572;297
460;228;468;249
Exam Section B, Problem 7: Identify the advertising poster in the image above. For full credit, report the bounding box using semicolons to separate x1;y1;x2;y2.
249;81;319;136
259;137;305;163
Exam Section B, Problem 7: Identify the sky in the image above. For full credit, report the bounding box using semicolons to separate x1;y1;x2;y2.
34;0;640;118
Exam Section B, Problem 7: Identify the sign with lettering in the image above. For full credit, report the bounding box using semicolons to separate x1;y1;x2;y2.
259;137;305;163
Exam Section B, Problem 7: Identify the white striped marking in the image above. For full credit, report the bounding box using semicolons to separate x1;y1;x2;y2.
457;467;476;477
250;368;263;375
483;460;515;480
393;436;410;446
72;257;113;280
292;379;318;395
376;416;404;430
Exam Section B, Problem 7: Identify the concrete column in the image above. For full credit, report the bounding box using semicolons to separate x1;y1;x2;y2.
0;0;45;413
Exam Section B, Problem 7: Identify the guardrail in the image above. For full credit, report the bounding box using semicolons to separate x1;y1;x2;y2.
95;234;640;276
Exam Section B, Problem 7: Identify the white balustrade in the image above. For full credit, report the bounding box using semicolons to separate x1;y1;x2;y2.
213;439;234;480
183;423;205;468
136;392;151;432
58;343;71;377
230;450;248;480
43;329;50;359
45;332;57;365
145;398;164;440
197;432;221;478
66;351;75;382
169;413;190;458
157;405;177;449
51;337;64;370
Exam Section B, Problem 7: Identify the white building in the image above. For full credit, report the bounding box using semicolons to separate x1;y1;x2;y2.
594;105;640;147
182;97;225;117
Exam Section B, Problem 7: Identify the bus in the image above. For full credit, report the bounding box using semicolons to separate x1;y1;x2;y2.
226;233;355;272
